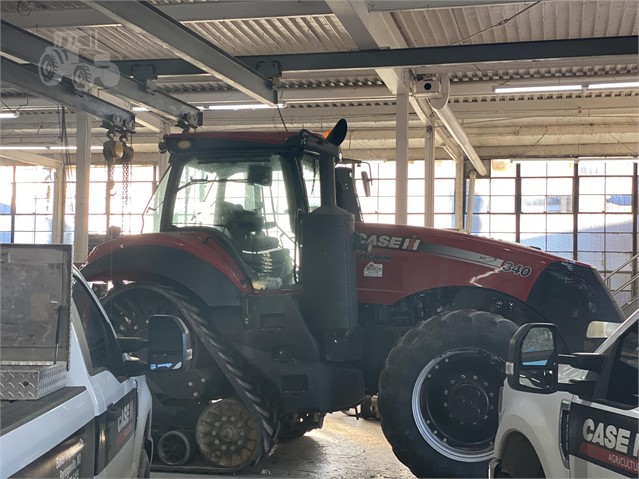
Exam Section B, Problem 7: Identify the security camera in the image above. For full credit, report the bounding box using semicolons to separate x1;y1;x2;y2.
413;78;441;97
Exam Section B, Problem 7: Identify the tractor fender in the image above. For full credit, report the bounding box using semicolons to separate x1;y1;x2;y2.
393;286;546;327
82;243;243;308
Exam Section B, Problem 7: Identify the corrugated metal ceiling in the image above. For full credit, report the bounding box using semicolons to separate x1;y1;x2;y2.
0;0;636;161
15;1;637;72
393;0;638;47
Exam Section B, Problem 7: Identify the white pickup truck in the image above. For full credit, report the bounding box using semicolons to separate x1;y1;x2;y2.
490;311;638;478
0;244;191;478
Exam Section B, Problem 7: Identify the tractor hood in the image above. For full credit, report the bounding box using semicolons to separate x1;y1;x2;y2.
353;222;593;305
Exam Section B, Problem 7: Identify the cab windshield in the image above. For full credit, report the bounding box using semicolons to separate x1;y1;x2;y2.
145;153;297;289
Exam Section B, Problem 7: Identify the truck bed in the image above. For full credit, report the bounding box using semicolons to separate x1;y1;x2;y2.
0;386;86;437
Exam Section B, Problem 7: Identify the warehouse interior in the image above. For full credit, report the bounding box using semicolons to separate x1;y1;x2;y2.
0;1;638;477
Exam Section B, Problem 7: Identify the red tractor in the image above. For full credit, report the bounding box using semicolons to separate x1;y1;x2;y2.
83;120;623;477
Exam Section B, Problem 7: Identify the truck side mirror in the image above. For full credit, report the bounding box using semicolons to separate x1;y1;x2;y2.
148;315;192;372
507;323;559;394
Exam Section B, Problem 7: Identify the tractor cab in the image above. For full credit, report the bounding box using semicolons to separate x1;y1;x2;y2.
146;126;351;290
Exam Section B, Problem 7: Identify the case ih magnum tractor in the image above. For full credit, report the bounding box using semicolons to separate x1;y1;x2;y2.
82;120;623;477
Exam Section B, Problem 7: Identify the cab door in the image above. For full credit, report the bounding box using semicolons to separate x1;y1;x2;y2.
567;321;638;478
71;275;138;478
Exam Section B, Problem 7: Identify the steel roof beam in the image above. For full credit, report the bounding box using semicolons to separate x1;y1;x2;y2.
1;58;135;132
242;36;639;72
112;36;638;76
0;20;201;130
84;1;277;106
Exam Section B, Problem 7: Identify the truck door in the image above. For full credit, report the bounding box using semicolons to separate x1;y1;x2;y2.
71;276;139;478
567;322;638;478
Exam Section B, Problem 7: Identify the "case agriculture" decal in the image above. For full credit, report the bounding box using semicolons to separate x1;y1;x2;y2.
568;402;638;477
358;233;421;250
359;232;534;277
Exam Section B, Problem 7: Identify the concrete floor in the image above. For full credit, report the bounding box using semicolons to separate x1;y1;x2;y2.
154;412;414;479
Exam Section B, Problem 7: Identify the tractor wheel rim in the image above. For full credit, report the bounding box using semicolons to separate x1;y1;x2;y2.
411;348;505;462
196;400;259;469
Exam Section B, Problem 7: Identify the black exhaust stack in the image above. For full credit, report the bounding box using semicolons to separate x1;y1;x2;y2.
301;119;360;362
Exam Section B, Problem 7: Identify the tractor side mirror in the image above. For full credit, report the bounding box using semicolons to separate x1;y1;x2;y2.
361;170;372;197
507;323;559;394
148;315;192;372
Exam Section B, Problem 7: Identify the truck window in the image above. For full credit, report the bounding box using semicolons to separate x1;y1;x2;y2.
72;279;125;377
605;323;638;408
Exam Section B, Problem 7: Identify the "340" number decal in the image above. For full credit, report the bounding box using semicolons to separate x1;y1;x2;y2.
501;261;532;277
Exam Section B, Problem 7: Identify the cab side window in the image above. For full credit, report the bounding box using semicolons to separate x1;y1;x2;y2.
301;155;321;213
72;279;125;377
605;323;638;408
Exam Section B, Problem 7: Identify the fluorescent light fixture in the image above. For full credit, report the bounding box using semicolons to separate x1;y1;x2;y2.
207;103;286;111
508;158;577;163
196;106;206;110
508;156;639;163
494;85;582;94
0;145;102;151
577;156;639;161
0;111;20;119
132;106;150;112
587;81;639;90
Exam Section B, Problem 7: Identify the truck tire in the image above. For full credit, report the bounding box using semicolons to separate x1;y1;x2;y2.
497;434;545;478
378;310;517;478
137;449;151;478
101;282;280;470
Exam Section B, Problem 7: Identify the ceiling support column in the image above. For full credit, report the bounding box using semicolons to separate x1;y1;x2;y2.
424;122;436;227
466;170;478;234
396;90;409;225
454;159;465;231
51;166;65;244
73;113;91;263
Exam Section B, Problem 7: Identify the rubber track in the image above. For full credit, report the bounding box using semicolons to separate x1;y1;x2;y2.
153;286;280;468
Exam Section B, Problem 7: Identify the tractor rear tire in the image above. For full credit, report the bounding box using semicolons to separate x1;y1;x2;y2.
378;310;517;478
